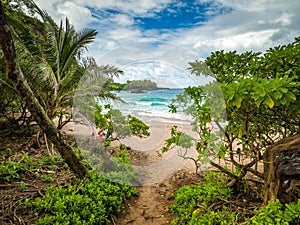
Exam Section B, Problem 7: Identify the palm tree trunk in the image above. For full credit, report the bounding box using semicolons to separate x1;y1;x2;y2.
0;2;89;179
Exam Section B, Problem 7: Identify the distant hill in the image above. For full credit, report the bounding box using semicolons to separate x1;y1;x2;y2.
123;79;157;90
107;79;169;92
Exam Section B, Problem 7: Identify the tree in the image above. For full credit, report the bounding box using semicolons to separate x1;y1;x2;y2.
94;103;150;139
164;37;300;203
4;0;123;129
0;0;88;178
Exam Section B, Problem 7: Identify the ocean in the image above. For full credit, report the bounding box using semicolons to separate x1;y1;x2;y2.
109;89;192;124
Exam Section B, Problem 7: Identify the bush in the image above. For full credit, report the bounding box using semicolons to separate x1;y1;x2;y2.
170;171;300;225
31;172;138;225
246;199;300;225
170;172;232;224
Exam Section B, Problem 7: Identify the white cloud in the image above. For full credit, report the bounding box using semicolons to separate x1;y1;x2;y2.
33;0;300;87
73;0;172;16
109;14;134;26
165;0;300;58
56;1;94;29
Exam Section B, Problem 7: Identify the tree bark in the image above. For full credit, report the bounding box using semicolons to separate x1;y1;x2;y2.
263;134;300;204
0;2;89;178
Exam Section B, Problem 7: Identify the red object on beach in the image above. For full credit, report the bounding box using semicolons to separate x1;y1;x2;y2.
90;131;106;140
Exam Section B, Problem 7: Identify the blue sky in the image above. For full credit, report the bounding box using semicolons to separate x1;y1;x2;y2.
35;0;300;87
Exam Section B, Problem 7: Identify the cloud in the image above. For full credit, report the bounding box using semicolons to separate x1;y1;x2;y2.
109;14;134;26
34;0;94;29
166;0;300;58
33;0;300;87
72;0;173;16
56;1;94;28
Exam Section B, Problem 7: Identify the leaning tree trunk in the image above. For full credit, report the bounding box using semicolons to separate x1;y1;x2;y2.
0;2;89;178
263;134;300;204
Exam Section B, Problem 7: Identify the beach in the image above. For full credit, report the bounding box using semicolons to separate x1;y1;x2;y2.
63;118;201;185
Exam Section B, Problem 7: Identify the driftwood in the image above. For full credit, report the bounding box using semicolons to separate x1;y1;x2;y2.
263;134;300;204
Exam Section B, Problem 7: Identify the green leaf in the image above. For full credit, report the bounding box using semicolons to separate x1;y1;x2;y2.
272;90;283;100
238;128;244;138
285;91;296;101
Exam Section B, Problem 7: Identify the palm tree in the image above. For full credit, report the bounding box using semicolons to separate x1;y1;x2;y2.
0;0;89;178
5;0;123;128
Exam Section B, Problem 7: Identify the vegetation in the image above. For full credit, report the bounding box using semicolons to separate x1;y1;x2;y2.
123;79;158;90
106;79;159;91
170;172;300;224
25;149;138;225
29;172;137;225
161;36;300;224
0;2;140;224
94;103;150;139
164;36;300;190
1;0;122;130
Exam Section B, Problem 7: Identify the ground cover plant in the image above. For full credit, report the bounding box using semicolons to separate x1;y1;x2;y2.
170;172;300;224
29;171;138;225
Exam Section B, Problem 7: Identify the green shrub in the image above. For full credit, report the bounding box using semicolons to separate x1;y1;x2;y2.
170;172;232;224
0;159;23;181
0;154;38;181
246;199;300;225
170;171;300;225
31;172;138;225
188;208;239;225
41;155;64;166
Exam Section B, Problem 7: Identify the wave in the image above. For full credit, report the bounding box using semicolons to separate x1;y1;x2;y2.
140;97;168;102
135;102;152;106
135;111;193;124
151;103;166;106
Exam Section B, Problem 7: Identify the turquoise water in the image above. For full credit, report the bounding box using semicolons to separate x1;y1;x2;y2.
110;89;192;123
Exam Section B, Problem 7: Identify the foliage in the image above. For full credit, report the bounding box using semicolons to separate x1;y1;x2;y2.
169;172;232;224
246;199;300;225
1;0;123;130
94;103;150;139
29;172;138;225
0;159;23;181
41;155;64;166
128;115;150;138
188;209;238;225
170;172;300;225
0;153;37;182
162;126;193;153
164;36;300;187
104;82;126;91
74;144;140;186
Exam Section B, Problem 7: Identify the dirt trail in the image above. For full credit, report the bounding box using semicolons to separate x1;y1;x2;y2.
111;169;202;225
65;121;204;224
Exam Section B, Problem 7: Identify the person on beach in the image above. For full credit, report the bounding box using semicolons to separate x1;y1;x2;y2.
91;129;106;142
98;129;106;140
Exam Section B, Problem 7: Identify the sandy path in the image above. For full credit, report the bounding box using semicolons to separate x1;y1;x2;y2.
119;122;199;185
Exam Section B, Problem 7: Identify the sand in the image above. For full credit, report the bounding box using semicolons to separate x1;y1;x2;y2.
62;119;201;186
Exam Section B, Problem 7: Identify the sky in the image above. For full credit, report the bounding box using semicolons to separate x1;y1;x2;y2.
34;0;300;88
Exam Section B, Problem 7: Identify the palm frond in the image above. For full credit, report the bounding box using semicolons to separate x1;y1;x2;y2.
0;78;18;93
59;19;97;80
